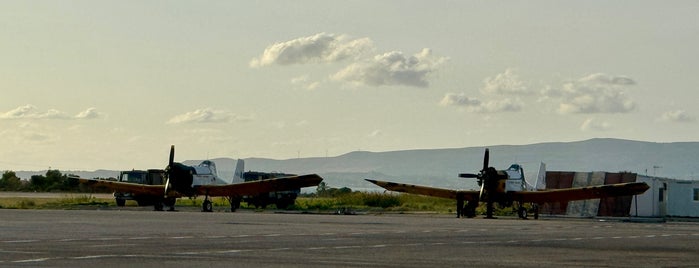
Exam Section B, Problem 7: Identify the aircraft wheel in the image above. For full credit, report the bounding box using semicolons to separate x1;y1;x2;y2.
518;207;528;219
202;200;213;212
115;198;126;207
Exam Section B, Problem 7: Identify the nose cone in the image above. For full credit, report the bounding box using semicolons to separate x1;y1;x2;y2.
168;163;195;196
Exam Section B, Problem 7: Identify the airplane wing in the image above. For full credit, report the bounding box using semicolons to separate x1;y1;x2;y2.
195;174;324;197
73;176;166;196
365;179;480;201
511;182;650;204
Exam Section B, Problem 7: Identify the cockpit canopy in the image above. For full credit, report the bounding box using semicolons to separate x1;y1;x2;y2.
193;160;217;176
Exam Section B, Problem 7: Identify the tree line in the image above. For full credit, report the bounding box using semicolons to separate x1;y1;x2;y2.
0;170;95;192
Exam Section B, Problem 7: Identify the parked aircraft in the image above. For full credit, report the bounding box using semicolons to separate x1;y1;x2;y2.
366;148;650;219
75;145;323;212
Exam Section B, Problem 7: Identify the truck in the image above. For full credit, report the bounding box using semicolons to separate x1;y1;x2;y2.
241;171;300;209
114;169;170;208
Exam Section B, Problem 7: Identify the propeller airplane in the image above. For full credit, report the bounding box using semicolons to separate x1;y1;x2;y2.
75;145;323;212
366;148;650;219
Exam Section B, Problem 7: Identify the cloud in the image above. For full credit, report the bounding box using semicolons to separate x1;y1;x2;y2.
578;73;636;85
332;48;447;88
291;75;321;90
439;93;481;107
0;105;101;120
481;68;530;95
250;33;373;67
167;108;252;124
543;73;636;114
440;93;522;113
368;129;383;138
74;108;101;119
580;118;612;131
660;110;695;123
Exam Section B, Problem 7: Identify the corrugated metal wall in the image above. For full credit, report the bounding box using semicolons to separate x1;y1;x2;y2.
542;171;637;217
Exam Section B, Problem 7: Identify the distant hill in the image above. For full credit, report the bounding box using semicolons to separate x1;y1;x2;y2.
12;138;699;191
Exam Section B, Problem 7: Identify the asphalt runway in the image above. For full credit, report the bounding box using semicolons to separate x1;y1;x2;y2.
1;209;698;267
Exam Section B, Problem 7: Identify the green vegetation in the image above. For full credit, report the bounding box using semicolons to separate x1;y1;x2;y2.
0;195;112;209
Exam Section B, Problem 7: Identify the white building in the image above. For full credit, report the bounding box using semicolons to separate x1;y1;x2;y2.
631;176;699;218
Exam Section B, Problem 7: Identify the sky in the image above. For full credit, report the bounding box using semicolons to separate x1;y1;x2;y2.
1;1;698;171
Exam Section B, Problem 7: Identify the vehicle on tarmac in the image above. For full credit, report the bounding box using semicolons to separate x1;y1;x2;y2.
113;169;169;207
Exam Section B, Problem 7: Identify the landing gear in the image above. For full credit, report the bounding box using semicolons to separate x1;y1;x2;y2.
485;201;495;219
227;196;241;212
164;197;176;211
517;206;528;219
463;201;477;218
202;197;213;212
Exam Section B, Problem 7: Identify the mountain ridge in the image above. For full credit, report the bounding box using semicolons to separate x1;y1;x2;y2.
11;138;699;191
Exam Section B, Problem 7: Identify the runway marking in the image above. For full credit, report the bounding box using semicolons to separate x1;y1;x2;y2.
12;258;51;263
0;249;39;254
3;240;39;243
87;243;137;248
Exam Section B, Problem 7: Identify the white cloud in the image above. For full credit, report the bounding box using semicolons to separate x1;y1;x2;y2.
250;32;373;67
0;105;101;120
578;73;636;86
332;48;447;88
439;93;481;107
440;93;522;113
543;73;637;114
167;108;251;124
481;68;530;95
660;110;695;123
74;108;101;119
580;118;612;131
368;129;383;138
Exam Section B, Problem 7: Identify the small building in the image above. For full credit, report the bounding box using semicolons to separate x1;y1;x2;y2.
540;171;699;218
631;176;699;218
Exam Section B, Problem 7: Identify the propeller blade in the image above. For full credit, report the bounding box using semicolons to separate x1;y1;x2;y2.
165;145;175;197
164;177;171;197
459;173;479;178
169;145;175;168
482;148;489;171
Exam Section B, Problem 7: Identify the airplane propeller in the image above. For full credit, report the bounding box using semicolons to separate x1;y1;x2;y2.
457;148;497;218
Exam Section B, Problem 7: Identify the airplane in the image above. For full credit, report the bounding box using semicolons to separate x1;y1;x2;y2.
366;148;650;219
75;145;323;212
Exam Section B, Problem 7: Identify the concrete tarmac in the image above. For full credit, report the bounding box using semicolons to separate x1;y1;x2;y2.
1;209;698;267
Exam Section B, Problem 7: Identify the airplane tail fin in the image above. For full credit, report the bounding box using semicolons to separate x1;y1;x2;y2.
233;159;245;183
534;162;547;190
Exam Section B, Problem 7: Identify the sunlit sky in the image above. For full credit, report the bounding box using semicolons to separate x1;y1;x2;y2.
2;1;698;171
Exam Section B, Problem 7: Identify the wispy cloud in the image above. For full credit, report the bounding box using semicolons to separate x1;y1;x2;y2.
167;108;252;124
440;93;522;113
250;33;373;67
660;110;695;123
580;118;612;131
290;75;321;90
0;105;102;120
332;48;447;88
